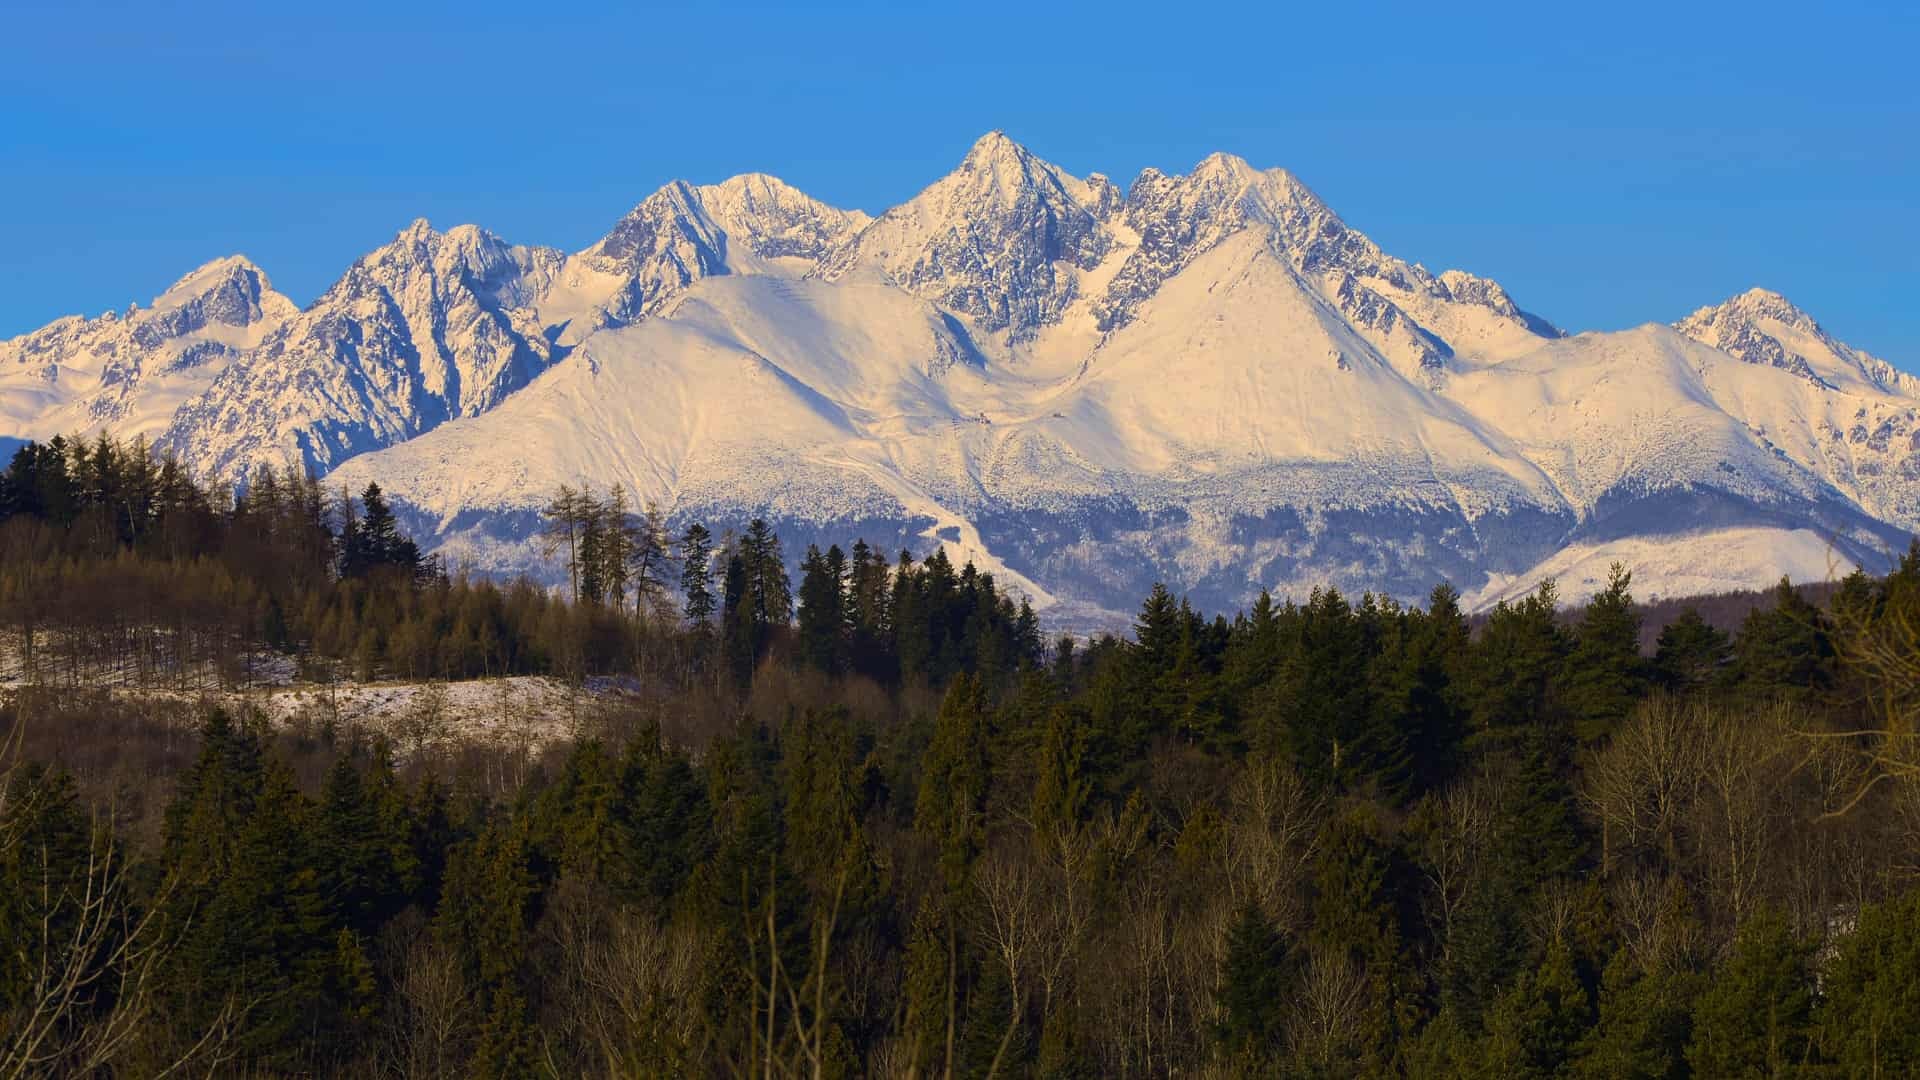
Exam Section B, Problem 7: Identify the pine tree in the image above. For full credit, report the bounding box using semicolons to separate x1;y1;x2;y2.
0;763;92;1017
1730;578;1834;698
796;544;848;675
679;522;715;624
741;518;791;629
1652;607;1731;693
1816;890;1920;1074
316;747;417;935
721;553;756;687
901;898;953;1077
1561;564;1646;744
1215;900;1289;1055
845;539;893;677
1467;582;1569;734
1572;950;1697;1080
1030;704;1092;837
342;482;419;579
1483;942;1593;1078
1686;908;1813;1077
1271;587;1378;789
1133;583;1182;679
916;674;991;897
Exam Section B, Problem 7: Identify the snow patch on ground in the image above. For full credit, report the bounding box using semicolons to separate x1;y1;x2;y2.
1466;526;1858;610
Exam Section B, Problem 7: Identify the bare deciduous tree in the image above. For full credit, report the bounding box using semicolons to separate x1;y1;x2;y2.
1287;946;1368;1069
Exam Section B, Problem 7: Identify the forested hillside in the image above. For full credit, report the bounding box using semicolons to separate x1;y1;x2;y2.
4;434;1920;1077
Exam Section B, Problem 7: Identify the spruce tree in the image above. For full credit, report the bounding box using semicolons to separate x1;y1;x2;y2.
1483;942;1593;1078
1564;564;1646;741
1686;908;1813;1077
741;518;791;629
1133;583;1182;679
916;674;991;897
796;544;848;675
1652;607;1731;694
721;552;756;687
678;522;715;624
1572;950;1697;1080
1730;578;1835;698
1817;890;1920;1074
1215;900;1289;1055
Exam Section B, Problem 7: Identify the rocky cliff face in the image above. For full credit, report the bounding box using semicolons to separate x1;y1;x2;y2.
159;223;566;478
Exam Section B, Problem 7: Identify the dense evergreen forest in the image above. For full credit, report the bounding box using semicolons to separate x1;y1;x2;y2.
5;434;1920;1077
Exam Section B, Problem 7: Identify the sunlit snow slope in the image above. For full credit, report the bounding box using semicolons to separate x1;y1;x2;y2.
6;132;1915;620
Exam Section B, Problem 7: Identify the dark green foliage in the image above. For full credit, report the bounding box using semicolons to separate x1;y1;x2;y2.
798;543;850;675
339;482;421;580
916;675;991;896
1565;564;1646;741
1482;942;1592;1078
1215;900;1290;1055
316;746;417;934
9;429;1920;1076
159;720;346;1061
1731;577;1835;697
1686;909;1814;1077
1818;890;1920;1073
0;763;91;1015
679;521;716;624
1466;583;1568;733
1652;607;1732;694
1572;953;1697;1080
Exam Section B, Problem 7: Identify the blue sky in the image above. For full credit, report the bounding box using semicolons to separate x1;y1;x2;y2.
4;0;1916;362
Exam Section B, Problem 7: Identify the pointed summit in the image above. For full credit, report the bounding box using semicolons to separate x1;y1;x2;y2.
963;129;1020;160
694;173;870;261
810;131;1110;336
1707;287;1819;330
943;129;1105;211
1678;287;1903;393
152;255;296;325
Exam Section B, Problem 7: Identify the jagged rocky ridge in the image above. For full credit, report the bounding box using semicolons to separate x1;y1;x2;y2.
4;132;1915;623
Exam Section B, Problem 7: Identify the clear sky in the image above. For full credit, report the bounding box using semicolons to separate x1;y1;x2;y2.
4;0;1916;363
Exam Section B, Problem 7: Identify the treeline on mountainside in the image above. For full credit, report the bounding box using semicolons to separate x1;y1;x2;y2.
0;437;1043;692
6;442;1920;1076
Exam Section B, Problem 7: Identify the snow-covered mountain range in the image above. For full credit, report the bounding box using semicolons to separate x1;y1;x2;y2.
5;132;1914;623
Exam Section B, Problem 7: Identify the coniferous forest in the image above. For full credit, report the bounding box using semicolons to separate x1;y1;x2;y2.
6;435;1920;1077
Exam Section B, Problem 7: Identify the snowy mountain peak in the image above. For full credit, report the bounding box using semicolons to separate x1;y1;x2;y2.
149;254;298;327
1;254;300;446
592;181;723;263
811;132;1109;336
693;172;870;263
941;130;1099;211
1082;172;1124;221
958;129;1034;173
574;181;731;323
1676;287;1902;394
153;216;575;479
1691;286;1817;332
1189;149;1262;187
1092;154;1556;374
